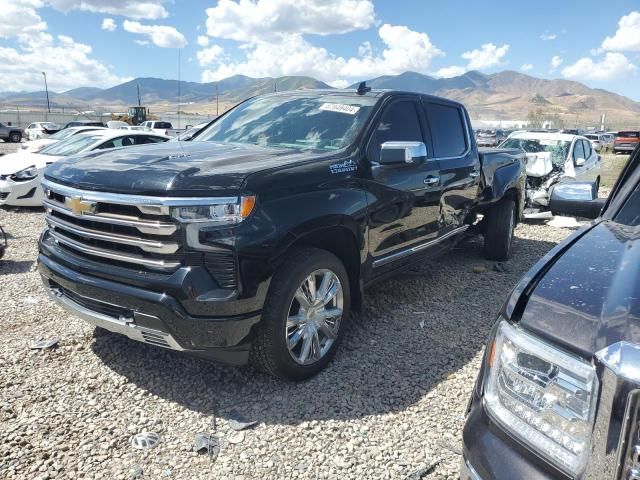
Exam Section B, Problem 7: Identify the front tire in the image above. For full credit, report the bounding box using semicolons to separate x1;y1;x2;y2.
251;247;350;381
9;132;21;143
483;199;515;261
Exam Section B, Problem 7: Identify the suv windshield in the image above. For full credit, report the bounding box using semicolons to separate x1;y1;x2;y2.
40;134;100;156
196;94;377;152
501;137;571;167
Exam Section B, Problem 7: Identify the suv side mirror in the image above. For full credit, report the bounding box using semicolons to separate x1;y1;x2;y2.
549;182;604;219
575;157;586;167
379;141;427;164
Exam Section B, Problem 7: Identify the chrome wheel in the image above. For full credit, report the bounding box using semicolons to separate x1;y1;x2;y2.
286;269;343;366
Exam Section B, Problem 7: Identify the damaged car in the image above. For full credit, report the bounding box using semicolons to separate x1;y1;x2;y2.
500;132;600;219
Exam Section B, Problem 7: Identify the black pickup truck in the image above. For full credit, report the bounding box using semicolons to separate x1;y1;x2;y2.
38;88;525;380
462;146;640;479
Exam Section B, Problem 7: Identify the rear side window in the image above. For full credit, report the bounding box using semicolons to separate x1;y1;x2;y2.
424;103;467;158
616;182;640;226
155;122;172;129
572;140;585;162
136;135;166;144
582;140;592;158
368;101;423;163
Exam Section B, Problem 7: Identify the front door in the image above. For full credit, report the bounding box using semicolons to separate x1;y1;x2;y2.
365;98;443;267
422;101;481;234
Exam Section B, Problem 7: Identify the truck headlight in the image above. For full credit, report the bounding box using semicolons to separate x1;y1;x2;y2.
10;166;39;181
484;319;598;476
171;196;256;224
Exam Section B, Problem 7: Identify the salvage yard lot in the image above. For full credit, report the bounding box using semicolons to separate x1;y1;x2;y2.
0;148;629;479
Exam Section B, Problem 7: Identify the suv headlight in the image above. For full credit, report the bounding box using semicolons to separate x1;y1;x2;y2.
484;319;598;476
171;196;256;224
10;166;39;181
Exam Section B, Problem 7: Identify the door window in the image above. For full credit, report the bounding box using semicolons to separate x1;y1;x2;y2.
424;103;467;158
368;101;423;163
135;135;166;144
96;136;136;149
582;139;592;158
572;140;585;164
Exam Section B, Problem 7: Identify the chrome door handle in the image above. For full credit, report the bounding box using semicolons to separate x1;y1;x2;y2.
469;171;480;178
423;176;440;185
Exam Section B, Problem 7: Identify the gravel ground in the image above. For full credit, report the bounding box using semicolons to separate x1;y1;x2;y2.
1;208;582;480
0;145;627;479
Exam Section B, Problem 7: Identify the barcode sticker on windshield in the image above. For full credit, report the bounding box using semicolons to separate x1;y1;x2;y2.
319;103;360;115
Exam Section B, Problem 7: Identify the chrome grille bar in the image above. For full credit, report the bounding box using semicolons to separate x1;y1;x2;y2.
43;200;177;235
46;215;179;254
49;229;180;270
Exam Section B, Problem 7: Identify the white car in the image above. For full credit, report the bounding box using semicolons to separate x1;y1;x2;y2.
141;120;174;135
25;122;61;140
106;120;129;129
118;125;152;131
584;133;605;152
500;132;601;218
19;126;106;154
0;130;170;207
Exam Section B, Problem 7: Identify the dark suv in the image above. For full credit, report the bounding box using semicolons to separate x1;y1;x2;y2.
39;89;525;380
462;145;640;479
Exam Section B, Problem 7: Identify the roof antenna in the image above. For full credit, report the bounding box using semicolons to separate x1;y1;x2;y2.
357;81;371;95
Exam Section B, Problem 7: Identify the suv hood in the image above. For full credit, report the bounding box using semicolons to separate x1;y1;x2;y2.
519;221;640;358
45;141;318;195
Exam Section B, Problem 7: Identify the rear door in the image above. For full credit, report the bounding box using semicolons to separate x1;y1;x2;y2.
366;97;443;266
422;101;480;234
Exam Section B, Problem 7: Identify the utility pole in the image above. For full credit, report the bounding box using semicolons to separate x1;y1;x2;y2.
216;84;219;117
42;72;51;114
177;49;181;128
137;84;141;107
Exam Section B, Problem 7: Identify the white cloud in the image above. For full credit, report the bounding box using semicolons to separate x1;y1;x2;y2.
550;55;563;69
197;35;209;47
0;32;126;92
328;79;350;89
101;18;116;31
47;0;169;20
201;24;443;83
435;65;466;78
197;45;225;66
0;0;47;39
602;11;640;51
0;1;125;91
123;20;187;48
461;43;509;70
520;63;533;72
540;33;557;41
561;52;637;81
205;0;376;42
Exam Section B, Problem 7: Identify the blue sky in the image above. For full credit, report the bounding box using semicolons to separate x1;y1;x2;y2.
1;1;640;100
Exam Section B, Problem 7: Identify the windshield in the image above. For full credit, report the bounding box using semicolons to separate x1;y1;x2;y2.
585;135;598;140
49;128;78;140
618;131;639;138
196;94;377;152
501;137;571;167
39;134;100;156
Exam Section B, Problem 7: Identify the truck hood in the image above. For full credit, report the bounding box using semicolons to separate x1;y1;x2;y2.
44;141;317;195
519;220;640;358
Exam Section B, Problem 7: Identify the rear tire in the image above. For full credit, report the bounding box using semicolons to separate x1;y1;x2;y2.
483;199;515;261
250;247;350;381
9;132;21;143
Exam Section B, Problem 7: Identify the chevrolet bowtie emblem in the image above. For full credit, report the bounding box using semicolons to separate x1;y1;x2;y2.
65;196;95;215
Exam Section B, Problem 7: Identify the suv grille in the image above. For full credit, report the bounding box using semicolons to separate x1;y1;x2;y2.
43;181;183;271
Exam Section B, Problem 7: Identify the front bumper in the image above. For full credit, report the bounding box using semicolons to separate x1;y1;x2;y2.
462;393;569;480
0;177;42;207
38;249;262;365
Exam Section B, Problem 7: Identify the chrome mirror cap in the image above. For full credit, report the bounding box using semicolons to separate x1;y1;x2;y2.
379;141;427;164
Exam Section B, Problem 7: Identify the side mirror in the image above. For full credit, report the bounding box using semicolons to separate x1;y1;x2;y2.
575;157;586;167
549;182;604;219
379;141;427;165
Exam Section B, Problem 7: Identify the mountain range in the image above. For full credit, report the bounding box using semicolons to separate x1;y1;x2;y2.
2;71;639;127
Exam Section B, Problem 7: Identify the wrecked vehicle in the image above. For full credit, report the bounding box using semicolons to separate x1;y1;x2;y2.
39;88;525;380
501;132;601;219
461;145;640;480
475;129;506;147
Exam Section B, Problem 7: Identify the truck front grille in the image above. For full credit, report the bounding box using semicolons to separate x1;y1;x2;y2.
43;180;183;271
